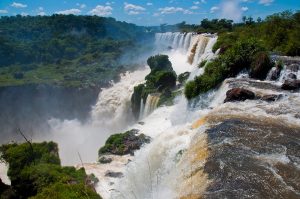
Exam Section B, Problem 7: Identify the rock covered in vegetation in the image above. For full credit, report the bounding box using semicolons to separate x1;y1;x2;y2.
98;129;150;156
131;55;177;118
281;80;300;90
178;72;191;84
0;142;101;199
250;52;274;80
224;88;255;102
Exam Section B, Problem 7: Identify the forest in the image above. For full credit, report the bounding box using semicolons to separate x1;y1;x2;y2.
0;15;153;87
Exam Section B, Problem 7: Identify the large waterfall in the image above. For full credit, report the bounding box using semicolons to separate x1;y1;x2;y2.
35;32;299;199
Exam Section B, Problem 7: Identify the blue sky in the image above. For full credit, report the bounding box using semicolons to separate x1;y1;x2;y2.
0;0;299;25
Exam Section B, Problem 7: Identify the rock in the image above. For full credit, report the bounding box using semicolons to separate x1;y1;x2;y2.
98;129;151;156
281;80;300;90
138;122;145;125
286;64;300;72
105;171;123;178
178;72;191;84
224;88;255;103
260;94;282;102
99;156;112;164
287;73;297;80
250;52;273;80
268;67;281;81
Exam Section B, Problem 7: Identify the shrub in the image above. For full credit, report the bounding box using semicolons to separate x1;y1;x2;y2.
249;51;274;80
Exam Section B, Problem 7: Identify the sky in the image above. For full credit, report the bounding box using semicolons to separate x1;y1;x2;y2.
0;0;299;25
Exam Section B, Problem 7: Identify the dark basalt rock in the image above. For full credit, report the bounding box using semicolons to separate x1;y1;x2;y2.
105;171;123;178
99;156;113;164
281;80;300;90
224;88;255;103
287;73;297;80
268;67;281;81
286;64;300;72
98;129;151;156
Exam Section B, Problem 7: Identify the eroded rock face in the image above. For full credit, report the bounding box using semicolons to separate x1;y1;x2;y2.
99;156;113;164
203;119;300;199
224;88;255;103
281;80;300;90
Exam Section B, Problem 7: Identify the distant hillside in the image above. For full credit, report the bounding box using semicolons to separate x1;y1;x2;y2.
0;15;154;87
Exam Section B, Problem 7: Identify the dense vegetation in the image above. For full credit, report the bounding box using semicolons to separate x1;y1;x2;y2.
98;129;150;156
131;55;177;118
184;11;299;99
0;142;101;199
0;15;153;87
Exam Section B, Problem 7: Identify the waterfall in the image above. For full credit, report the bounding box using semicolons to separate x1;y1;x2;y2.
155;32;217;68
142;94;160;118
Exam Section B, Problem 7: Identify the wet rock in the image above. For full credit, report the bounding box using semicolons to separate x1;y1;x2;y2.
287;73;297;80
105;171;123;178
99;156;112;164
260;94;282;102
250;52;273;80
178;72;191;84
281;80;300;90
98;129;151;156
268;66;281;81
224;88;255;103
286;64;300;72
138;121;145;125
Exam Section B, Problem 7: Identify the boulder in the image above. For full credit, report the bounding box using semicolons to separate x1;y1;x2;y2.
224;88;255;103
99;156;112;164
105;171;123;178
287;73;297;80
286;64;300;72
281;80;300;90
268;67;281;81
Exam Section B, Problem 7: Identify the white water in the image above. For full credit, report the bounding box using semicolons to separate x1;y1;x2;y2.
80;33;220;198
40;68;150;165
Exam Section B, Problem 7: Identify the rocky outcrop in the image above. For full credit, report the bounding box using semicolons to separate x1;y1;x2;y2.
99;156;112;164
260;94;282;102
98;129;151;156
281;80;300;90
224;88;255;103
250;52;273;80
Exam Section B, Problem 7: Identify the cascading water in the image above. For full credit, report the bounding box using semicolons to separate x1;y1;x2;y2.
141;94;160;119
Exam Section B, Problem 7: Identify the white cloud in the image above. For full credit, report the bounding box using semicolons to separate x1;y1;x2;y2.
105;2;115;6
210;6;219;13
56;8;81;15
76;3;86;9
241;6;248;11
11;2;27;8
124;2;145;15
259;0;274;6
220;0;242;21
193;1;200;4
0;10;8;14
89;5;112;16
201;0;207;3
38;7;44;11
21;12;28;16
38;11;46;16
158;7;193;15
190;6;199;10
147;2;153;6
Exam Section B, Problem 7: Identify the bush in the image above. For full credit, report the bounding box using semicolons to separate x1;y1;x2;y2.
199;60;207;68
178;72;190;84
147;54;173;72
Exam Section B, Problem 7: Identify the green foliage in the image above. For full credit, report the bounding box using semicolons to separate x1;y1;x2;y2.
199;60;207;68
213;10;300;56
250;51;274;80
185;59;227;99
0;15;152;87
146;54;173;72
178;72;190;84
31;182;101;199
185;39;267;99
0;142;101;199
98;129;150;156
